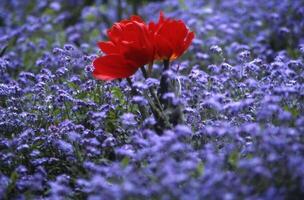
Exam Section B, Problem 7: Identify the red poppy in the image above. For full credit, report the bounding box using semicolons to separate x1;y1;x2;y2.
149;12;195;61
93;16;154;81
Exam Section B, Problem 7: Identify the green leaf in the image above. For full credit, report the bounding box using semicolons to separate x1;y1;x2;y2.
85;13;96;22
6;171;19;197
192;161;204;178
91;29;100;39
228;151;239;169
121;157;130;167
283;105;299;117
196;161;204;176
111;87;126;105
43;8;56;15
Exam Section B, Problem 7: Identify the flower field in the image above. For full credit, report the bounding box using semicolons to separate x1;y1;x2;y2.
0;0;304;199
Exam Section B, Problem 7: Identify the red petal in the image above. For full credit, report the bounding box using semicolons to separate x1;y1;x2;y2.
152;12;195;60
183;31;195;50
93;55;138;80
154;34;173;59
175;30;195;58
98;41;119;54
107;23;125;42
148;22;157;33
123;45;154;66
130;15;144;23
159;11;165;24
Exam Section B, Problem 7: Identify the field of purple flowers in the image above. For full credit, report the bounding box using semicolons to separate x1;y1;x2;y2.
0;0;304;199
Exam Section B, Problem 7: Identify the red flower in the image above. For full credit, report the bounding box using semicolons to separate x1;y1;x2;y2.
149;12;195;61
93;16;154;81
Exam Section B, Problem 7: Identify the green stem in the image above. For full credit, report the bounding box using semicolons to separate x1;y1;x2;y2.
159;59;170;107
141;67;163;110
140;66;171;132
132;1;138;15
163;59;170;70
0;45;7;57
117;0;122;21
140;66;148;79
160;60;185;126
126;77;148;120
147;99;172;132
63;101;71;119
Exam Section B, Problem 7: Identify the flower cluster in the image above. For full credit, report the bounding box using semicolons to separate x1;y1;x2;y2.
93;12;194;80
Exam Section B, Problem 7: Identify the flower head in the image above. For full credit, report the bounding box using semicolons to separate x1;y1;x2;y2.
149;12;195;61
93;16;154;81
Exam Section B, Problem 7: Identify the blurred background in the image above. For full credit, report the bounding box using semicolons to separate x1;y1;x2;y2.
1;0;303;66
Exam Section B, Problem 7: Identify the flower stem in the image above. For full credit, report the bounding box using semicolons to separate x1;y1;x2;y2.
160;60;185;126
141;67;163;111
0;45;7;57
131;0;138;14
140;66;171;132
126;77;148;120
159;59;170;107
140;66;148;79
163;59;170;70
116;0;122;21
147;97;172;133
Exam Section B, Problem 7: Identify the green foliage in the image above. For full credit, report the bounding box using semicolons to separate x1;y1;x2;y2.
111;86;126;105
121;156;130;167
192;161;204;178
228;151;239;170
6;171;18;199
283;105;299;118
